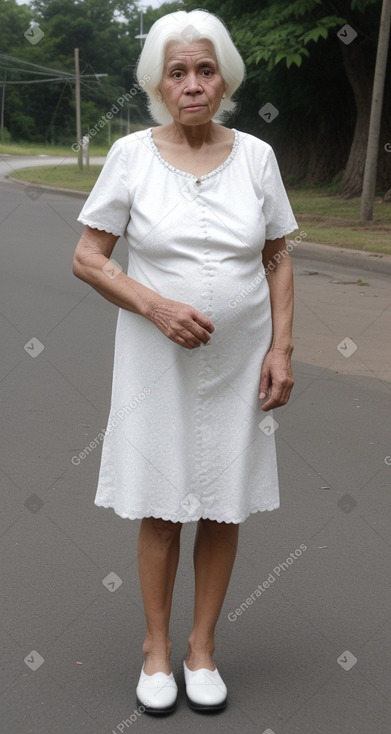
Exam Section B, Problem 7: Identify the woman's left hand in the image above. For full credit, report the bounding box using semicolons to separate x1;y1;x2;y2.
259;348;294;411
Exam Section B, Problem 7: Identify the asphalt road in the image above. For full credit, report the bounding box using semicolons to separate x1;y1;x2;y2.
1;178;391;734
0;153;106;181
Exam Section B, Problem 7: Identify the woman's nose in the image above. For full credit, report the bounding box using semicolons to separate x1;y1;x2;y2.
184;73;202;93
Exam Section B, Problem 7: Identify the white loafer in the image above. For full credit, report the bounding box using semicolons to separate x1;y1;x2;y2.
136;663;178;714
183;661;227;711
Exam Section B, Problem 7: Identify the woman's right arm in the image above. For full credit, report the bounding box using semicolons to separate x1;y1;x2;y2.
73;225;159;317
72;226;214;348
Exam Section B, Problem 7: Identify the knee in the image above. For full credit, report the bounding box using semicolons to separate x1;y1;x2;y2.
145;516;182;544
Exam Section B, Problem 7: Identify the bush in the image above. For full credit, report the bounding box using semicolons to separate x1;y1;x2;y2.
0;127;12;143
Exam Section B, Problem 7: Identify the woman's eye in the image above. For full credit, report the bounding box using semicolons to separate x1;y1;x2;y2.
170;69;213;79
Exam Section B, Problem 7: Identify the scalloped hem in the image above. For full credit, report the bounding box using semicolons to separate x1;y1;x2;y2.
266;227;298;240
93;499;280;523
77;216;124;237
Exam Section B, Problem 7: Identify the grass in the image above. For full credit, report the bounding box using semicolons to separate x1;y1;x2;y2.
288;187;391;254
10;164;102;191
9;166;391;254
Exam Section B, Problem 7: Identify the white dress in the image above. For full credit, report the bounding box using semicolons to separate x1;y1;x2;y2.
77;126;298;523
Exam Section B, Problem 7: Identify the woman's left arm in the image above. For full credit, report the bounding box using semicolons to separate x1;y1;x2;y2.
259;236;294;411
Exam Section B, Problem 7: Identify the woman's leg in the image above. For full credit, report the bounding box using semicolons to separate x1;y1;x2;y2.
137;516;183;675
185;519;239;671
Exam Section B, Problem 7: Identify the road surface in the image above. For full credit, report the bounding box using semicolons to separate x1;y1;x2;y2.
1;179;391;734
0;153;106;183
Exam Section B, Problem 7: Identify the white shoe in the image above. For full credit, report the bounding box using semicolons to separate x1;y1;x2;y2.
183;661;227;710
136;663;178;714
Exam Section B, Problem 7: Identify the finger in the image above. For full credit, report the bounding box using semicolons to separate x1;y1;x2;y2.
176;336;200;349
166;320;201;345
280;382;293;405
262;381;293;410
259;371;271;400
193;312;215;333
175;330;203;349
185;322;213;344
261;396;280;411
262;382;285;410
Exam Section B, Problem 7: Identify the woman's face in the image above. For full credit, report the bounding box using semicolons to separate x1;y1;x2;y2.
159;39;227;125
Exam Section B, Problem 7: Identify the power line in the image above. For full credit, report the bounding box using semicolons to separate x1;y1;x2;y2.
0;67;62;76
0;53;107;84
0;53;74;77
0;74;106;84
0;51;107;142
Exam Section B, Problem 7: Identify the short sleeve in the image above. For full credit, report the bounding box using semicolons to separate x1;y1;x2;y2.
261;146;298;240
77;139;131;237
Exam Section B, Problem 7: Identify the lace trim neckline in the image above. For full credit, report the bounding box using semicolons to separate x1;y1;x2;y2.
148;127;239;181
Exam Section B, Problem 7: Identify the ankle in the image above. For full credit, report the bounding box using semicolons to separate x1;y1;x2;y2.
186;637;215;658
185;645;216;671
142;637;173;675
142;636;172;658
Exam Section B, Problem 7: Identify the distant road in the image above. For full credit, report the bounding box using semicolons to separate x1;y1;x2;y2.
0;154;106;183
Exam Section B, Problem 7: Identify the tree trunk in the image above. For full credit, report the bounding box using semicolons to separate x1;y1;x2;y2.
378;86;391;190
340;40;374;198
360;0;391;221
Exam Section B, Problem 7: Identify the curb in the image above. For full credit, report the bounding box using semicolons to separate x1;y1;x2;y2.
6;176;90;199
292;241;391;276
5;176;391;276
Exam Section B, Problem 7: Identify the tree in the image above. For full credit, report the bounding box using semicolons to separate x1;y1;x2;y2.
0;0;32;53
183;0;391;196
0;0;147;143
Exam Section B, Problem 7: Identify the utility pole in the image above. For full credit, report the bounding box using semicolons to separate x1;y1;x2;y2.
135;7;147;47
360;0;391;222
0;71;6;142
74;48;83;171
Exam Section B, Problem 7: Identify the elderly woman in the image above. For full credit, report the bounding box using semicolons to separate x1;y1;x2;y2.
73;8;297;715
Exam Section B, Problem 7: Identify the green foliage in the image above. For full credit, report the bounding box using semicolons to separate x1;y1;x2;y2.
350;0;378;11
230;3;346;71
0;125;12;142
181;0;388;190
0;0;32;52
183;0;379;70
0;0;387;190
0;0;156;143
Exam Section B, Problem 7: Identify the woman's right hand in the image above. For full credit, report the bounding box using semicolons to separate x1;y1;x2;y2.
147;296;215;349
73;227;214;348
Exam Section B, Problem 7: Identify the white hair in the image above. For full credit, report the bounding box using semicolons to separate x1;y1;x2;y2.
135;9;245;125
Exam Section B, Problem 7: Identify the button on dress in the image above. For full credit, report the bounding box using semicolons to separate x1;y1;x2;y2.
77;127;298;523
